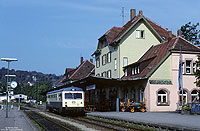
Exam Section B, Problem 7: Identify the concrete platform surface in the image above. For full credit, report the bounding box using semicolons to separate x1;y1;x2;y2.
0;105;39;131
87;112;200;130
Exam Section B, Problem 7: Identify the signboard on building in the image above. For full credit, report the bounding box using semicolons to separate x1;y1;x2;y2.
86;84;96;91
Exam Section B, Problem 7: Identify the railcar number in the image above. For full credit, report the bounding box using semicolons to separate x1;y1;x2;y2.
72;101;76;104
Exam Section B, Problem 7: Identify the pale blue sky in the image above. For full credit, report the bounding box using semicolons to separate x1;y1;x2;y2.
0;0;199;75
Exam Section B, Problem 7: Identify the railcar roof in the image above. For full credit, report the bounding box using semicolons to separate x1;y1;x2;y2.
47;86;83;95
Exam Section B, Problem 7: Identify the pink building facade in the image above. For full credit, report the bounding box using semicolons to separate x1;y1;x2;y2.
123;36;200;112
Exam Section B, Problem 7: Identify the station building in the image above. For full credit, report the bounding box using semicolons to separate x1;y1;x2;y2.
48;9;200;112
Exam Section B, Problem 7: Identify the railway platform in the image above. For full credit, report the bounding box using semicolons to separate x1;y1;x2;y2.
87;111;200;130
0;105;39;131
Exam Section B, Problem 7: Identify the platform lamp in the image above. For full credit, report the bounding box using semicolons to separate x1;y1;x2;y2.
5;74;16;111
1;58;18;118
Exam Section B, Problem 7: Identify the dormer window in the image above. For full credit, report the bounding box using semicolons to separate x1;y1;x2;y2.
102;39;107;48
136;30;145;39
124;69;128;76
131;66;140;75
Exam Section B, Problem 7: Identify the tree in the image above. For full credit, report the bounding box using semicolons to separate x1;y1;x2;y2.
195;54;200;87
181;22;200;45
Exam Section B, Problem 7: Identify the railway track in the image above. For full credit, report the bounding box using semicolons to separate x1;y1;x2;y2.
24;109;80;131
22;106;154;131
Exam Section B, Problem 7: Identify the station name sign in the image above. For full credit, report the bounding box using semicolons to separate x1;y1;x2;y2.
86;84;96;91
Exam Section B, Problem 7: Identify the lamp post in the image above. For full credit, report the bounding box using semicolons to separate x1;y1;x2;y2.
5;75;16;111
1;58;18;118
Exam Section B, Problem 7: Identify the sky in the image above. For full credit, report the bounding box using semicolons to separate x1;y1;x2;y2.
0;0;199;75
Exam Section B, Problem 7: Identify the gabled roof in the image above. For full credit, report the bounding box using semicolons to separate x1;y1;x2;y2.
69;60;95;80
122;36;200;80
98;12;176;45
54;60;95;87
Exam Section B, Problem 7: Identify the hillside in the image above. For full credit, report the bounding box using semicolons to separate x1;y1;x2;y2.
0;67;62;101
0;67;62;85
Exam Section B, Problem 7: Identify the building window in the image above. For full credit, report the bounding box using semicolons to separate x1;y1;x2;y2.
182;62;185;74
96;58;100;68
123;57;128;67
136;30;145;39
96;74;100;77
102;54;107;65
179;90;187;104
191;90;199;103
101;72;107;77
186;60;191;74
114;58;117;70
140;90;144;103
193;63;196;73
107;52;111;63
132;66;140;75
132;67;135;75
157;90;168;105
124;69;127;76
107;70;111;78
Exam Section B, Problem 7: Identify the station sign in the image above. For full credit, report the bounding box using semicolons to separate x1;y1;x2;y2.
86;84;96;91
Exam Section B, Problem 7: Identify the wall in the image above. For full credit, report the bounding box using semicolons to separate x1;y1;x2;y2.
150;55;171;80
147;52;199;112
95;44;119;78
119;21;160;77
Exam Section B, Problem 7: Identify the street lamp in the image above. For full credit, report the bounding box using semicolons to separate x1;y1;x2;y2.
5;75;16;111
1;58;18;118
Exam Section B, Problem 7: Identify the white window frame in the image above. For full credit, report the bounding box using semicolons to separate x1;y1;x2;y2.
186;60;191;74
191;90;199;102
157;90;167;104
124;69;127;76
132;67;135;75
107;70;111;78
179;90;188;104
102;54;107;65
136;30;145;39
182;62;185;74
107;52;111;63
123;57;128;67
96;58;100;68
193;63;196;73
114;58;117;70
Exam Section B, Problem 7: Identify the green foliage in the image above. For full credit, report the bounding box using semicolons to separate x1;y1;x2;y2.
183;104;190;111
14;81;53;102
181;22;200;45
194;54;200;87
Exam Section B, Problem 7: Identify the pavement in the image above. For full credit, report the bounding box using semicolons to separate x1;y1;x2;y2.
0;104;39;131
87;111;200;130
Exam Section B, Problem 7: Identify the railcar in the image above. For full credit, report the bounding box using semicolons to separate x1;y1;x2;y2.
46;86;85;115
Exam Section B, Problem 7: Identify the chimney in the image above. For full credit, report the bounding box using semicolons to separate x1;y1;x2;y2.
168;31;173;41
90;58;93;63
177;29;182;36
130;9;136;20
80;57;83;64
139;10;143;16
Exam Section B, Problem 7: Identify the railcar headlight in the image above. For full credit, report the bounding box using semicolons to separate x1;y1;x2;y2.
81;102;82;104
65;102;67;104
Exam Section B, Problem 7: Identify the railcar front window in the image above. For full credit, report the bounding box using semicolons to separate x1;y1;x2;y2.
65;93;73;99
65;93;82;99
74;93;82;99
